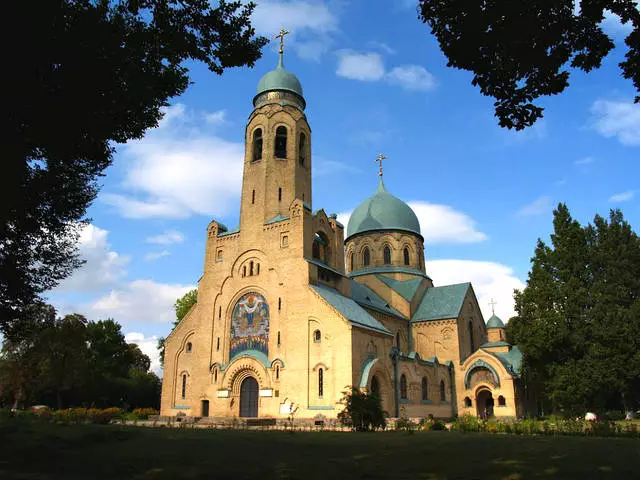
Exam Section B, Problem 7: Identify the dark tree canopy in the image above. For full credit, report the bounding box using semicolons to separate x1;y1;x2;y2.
418;0;640;129
1;1;267;336
508;204;640;415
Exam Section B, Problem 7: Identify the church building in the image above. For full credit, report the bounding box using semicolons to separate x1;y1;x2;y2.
160;33;524;422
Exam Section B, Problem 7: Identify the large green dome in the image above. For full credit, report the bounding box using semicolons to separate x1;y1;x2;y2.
486;314;505;329
256;56;303;98
346;178;421;240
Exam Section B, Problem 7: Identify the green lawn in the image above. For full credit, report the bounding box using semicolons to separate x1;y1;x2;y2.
0;422;638;479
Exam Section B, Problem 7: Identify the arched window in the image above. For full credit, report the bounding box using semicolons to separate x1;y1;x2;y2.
249;261;254;276
498;395;506;407
275;126;287;158
313;330;321;343
181;374;187;399
298;132;306;166
278;187;282;202
242;266;246;277
383;246;391;265
403;247;410;266
469;320;474;352
350;253;355;271
256;263;260;275
312;241;320;260
216;337;220;351
214;369;218;383
421;377;428;401
440;380;446;402
278;297;281;311
186;342;192;353
252;128;263;162
400;374;408;399
218;306;221;320
276;365;280;380
252;189;255;204
464;396;472;407
363;247;370;267
318;368;324;397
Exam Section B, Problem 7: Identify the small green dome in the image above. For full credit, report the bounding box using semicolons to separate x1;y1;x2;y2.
256;56;303;98
346;178;421;240
486;314;505;329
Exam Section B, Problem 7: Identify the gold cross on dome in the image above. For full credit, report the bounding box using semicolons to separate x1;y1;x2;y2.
274;28;290;54
489;298;498;315
375;153;387;177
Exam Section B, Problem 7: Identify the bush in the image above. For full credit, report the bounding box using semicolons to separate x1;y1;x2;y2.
451;414;486;433
132;408;159;420
338;387;386;432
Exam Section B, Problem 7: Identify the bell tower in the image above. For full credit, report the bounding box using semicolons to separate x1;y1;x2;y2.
240;29;311;232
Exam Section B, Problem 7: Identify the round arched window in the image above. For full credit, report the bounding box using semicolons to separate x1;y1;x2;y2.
313;329;321;343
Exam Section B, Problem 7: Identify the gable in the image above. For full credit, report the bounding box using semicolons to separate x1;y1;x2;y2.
412;283;470;322
376;274;423;302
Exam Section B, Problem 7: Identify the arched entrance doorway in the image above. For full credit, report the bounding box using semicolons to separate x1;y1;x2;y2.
476;389;494;419
239;377;259;417
370;375;380;398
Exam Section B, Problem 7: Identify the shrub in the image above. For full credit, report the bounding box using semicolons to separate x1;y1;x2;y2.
132;408;159;420
338;387;386;432
451;414;486;433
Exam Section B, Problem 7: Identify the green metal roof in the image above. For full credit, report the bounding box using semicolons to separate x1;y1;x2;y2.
256;55;303;98
491;346;523;376
376;275;423;302
348;266;431;280
350;280;405;319
480;340;511;348
310;284;392;336
412;283;470;322
346;178;421;240
486;314;505;329
217;226;240;237
264;214;289;225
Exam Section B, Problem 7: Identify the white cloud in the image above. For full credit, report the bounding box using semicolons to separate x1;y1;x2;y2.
427;260;525;322
144;250;171;262
517;196;553;216
313;158;361;177
338;202;487;244
336;50;437;92
590;99;640;146
102;104;244;219
367;41;396;55
386;65;437;91
252;1;339;61
54;224;129;292
125;332;163;376
336;51;385;81
574;156;595;166
146;230;185;245
204;110;227;125
88;279;193;325
609;190;635;202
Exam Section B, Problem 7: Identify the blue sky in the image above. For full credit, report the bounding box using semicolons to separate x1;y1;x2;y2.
47;1;640;373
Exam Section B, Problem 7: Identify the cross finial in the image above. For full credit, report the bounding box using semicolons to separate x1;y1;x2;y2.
375;153;387;177
274;28;290;55
489;298;497;315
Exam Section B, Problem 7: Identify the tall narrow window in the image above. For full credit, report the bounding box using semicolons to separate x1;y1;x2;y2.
422;377;429;401
440;380;446;401
252;190;255;204
186;342;192;353
218;306;221;321
214;369;218;383
350;253;355;271
363;247;370;267
275;126;287;158
249;261;254;276
278;187;282;202
242;266;246;277
318;368;324;397
276;366;280;380
277;331;281;347
404;247;410;266
181;374;187;399
314;330;321;343
400;374;407;399
383;246;391;265
469;320;475;352
216;337;220;351
278;297;282;311
298;132;306;166
256;263;260;275
252;128;263;162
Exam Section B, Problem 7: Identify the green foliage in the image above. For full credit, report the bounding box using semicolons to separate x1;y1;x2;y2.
418;1;640;130
132;408;160;420
2;1;267;336
0;305;160;409
338;387;387;431
509;204;640;415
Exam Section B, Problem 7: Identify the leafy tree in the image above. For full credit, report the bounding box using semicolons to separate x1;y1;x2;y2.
509;204;640;415
418;1;640;129
158;288;198;367
338;387;387;431
2;1;267;336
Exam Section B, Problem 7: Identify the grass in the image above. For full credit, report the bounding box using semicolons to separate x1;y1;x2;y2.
0;421;638;479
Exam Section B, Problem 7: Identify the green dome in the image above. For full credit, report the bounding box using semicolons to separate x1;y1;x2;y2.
346;178;421;240
486;314;505;329
256;56;303;98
